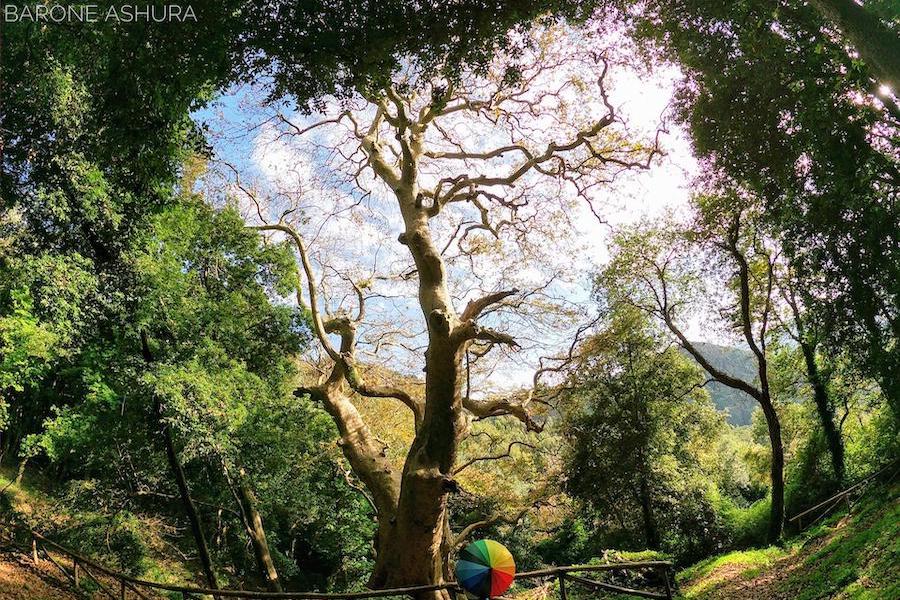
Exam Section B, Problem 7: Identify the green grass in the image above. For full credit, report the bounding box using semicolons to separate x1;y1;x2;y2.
781;487;900;600
677;547;786;597
1;465;199;590
677;482;899;599
678;546;786;585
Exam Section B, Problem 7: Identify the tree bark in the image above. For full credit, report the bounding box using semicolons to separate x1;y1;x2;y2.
161;422;221;593
660;225;785;542
809;0;900;90
369;206;464;600
728;231;784;543
670;326;785;542
235;468;282;592
783;278;846;484
299;362;403;592
141;330;221;594
798;342;845;483
758;397;785;543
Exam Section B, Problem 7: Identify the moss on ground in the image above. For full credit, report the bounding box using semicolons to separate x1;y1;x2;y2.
781;486;899;600
677;546;787;595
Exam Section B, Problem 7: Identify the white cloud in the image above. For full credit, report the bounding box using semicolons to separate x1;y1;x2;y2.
197;26;720;393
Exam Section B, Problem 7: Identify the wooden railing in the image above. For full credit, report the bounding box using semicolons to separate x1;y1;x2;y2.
0;520;675;599
787;458;899;531
522;563;675;599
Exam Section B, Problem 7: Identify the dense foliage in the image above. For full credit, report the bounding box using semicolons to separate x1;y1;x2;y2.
562;307;727;561
1;0;897;595
614;0;900;417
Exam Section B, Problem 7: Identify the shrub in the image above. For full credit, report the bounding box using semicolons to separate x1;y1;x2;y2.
716;495;771;549
55;512;148;575
784;432;841;522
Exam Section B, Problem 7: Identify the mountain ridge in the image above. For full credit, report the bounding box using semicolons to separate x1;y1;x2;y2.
682;342;758;426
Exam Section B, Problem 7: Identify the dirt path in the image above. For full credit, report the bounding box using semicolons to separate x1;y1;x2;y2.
0;544;79;600
680;518;845;600
687;550;807;600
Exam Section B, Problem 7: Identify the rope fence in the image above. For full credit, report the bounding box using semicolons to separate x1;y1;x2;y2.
0;520;675;600
787;458;900;531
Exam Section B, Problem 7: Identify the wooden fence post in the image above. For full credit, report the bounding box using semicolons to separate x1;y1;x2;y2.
663;565;673;600
558;573;567;600
120;579;127;599
31;536;38;563
73;558;79;587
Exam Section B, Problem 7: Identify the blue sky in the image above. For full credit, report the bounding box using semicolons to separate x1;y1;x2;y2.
190;33;724;393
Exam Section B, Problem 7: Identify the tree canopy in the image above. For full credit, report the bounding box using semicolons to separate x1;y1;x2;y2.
1;2;897;596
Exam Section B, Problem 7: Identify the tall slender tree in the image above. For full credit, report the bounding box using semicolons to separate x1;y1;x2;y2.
612;0;900;417
562;306;723;554
778;270;845;484
601;199;787;542
141;329;221;594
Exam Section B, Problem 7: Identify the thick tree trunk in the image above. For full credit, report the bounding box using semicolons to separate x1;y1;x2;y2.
799;343;845;483
372;491;451;600
363;179;465;599
280;94;553;596
235;469;282;592
758;397;784;543
809;0;900;90
369;324;463;600
302;371;404;591
141;331;220;594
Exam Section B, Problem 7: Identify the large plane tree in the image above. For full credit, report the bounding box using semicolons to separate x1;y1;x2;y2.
216;30;658;596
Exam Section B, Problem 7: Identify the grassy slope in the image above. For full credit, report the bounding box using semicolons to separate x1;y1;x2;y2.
0;466;194;597
678;482;899;599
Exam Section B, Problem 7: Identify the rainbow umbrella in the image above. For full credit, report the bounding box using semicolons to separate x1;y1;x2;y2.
455;540;516;599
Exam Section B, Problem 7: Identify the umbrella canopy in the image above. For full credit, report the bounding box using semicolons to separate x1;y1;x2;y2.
455;540;516;599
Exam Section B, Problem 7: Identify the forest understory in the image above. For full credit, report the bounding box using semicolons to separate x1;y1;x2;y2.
1;469;897;599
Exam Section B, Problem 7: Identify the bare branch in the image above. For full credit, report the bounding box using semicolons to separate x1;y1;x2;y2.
452;498;548;550
341;468;378;514
252;223;340;361
461;289;520;321
463;394;542;432
453;321;520;349
453;441;538;475
662;310;762;401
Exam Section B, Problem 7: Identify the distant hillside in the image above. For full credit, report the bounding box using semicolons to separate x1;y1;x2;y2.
682;343;758;426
